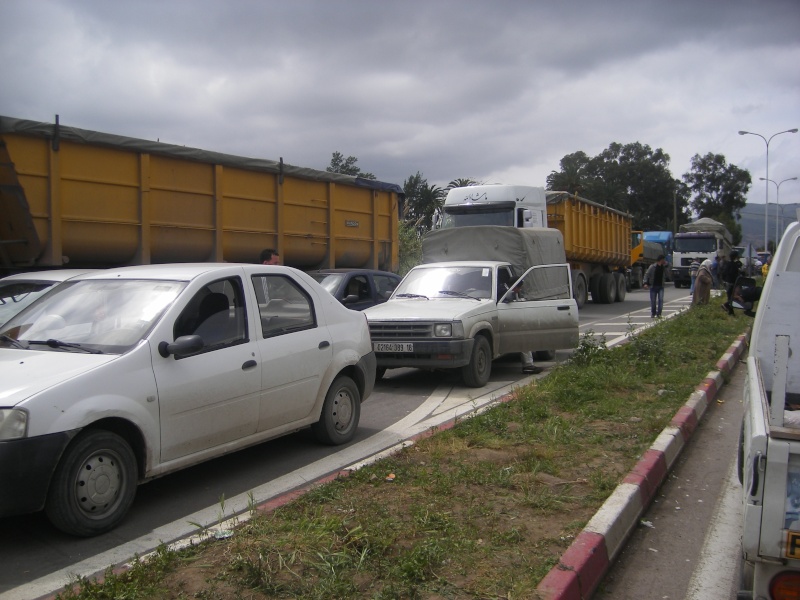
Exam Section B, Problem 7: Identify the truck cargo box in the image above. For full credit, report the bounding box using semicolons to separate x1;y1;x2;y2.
0;116;400;273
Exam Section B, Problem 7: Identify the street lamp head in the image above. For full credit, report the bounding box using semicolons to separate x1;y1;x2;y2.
790;129;799;134
738;130;750;135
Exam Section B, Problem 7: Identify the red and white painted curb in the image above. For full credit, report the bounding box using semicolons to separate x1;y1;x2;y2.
535;333;749;600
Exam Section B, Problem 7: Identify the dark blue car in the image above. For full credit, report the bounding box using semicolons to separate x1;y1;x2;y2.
307;269;401;311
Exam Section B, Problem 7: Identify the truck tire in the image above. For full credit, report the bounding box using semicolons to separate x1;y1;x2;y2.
598;273;617;304
461;335;491;388
572;273;587;309
45;430;138;537
632;266;643;289
614;272;627;302
312;376;361;445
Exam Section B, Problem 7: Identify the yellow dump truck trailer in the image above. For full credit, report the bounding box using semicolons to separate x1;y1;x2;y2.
0;116;400;274
545;191;632;307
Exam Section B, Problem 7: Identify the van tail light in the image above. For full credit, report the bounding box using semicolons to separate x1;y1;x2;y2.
770;571;800;600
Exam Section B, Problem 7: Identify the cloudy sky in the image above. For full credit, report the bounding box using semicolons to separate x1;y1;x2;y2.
2;1;799;206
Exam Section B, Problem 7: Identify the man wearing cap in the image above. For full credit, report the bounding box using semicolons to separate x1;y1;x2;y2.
643;254;668;318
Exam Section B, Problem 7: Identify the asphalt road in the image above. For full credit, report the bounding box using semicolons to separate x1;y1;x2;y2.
0;284;697;599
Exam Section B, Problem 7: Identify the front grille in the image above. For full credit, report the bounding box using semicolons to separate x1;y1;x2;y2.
369;322;433;340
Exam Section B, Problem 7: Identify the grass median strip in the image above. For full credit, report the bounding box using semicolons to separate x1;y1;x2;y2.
57;301;747;600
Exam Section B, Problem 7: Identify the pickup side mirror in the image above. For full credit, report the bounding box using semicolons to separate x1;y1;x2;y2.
158;335;204;358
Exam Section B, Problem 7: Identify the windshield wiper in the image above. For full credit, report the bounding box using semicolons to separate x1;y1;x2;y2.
395;293;429;299
0;334;28;349
438;290;481;301
28;339;105;354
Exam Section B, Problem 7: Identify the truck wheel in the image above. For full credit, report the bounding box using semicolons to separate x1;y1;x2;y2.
45;430;138;537
461;336;491;388
572;274;587;309
632;266;643;289
312;376;361;445
598;273;617;304
614;272;627;302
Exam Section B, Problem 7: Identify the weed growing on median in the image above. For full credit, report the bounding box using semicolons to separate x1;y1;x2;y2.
57;299;747;600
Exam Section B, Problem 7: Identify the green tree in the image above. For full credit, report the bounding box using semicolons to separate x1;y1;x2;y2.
445;178;480;192
326;151;376;179
682;153;751;244
547;142;690;231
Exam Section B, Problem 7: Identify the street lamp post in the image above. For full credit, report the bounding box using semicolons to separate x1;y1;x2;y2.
738;128;798;252
759;176;798;245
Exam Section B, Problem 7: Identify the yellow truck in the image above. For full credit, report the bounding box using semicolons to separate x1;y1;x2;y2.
0;116;400;274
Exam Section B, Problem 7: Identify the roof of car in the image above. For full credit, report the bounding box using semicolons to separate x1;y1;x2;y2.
73;263;295;281
307;268;399;276
1;269;97;283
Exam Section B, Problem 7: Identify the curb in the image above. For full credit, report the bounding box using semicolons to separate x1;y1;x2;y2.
535;332;750;600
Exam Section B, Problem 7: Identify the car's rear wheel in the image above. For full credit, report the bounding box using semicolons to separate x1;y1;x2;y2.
461;335;491;388
312;376;361;445
45;430;138;537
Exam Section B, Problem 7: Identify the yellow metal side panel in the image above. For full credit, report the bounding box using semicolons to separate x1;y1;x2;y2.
220;166;279;263
148;155;216;262
548;197;630;267
280;177;330;267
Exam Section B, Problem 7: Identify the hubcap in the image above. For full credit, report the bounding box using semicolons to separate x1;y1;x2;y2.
74;451;123;517
332;389;354;431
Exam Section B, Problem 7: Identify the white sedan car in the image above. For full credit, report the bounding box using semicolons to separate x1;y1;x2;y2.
0;264;375;536
0;269;96;328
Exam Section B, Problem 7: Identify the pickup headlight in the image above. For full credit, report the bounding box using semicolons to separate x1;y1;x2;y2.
434;322;464;338
0;408;28;440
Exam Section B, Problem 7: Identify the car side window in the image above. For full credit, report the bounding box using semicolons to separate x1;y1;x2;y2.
373;274;399;299
251;274;316;338
173;277;248;353
514;265;572;301
346;275;371;301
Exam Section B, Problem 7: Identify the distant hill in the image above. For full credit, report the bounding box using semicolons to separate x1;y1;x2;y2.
737;202;800;249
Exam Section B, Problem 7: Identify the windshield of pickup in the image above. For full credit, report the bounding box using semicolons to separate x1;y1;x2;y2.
394;265;494;299
0;279;185;353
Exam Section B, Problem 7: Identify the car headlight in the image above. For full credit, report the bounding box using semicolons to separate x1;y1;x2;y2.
0;408;28;440
434;322;463;338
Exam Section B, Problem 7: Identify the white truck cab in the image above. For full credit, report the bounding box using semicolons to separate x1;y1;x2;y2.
439;185;547;229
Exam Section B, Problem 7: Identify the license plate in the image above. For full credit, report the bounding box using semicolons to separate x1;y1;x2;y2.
374;342;413;352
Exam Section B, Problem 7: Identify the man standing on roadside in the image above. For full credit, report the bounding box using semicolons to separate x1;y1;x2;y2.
643;255;668;318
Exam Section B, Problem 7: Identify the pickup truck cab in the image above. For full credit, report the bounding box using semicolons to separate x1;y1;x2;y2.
740;216;800;598
365;260;579;387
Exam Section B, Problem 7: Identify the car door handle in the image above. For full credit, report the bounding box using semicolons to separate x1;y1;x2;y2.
241;360;257;370
558;306;570;310
319;341;330;349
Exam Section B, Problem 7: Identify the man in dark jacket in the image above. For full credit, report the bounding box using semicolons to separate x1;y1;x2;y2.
643;255;668;318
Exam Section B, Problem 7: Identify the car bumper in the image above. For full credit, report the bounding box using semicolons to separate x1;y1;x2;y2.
358;350;377;400
0;431;74;517
374;338;474;369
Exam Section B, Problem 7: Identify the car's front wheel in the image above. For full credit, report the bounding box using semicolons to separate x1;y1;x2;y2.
461;335;491;387
312;376;361;445
45;430;138;537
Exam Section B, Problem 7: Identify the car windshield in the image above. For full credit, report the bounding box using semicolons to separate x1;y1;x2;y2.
309;273;345;295
395;265;493;299
0;279;185;353
0;280;58;327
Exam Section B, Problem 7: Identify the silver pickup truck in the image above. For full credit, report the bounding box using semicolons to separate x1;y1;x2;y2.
365;227;579;387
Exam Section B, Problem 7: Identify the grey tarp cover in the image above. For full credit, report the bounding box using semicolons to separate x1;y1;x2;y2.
678;218;733;244
0;116;403;194
422;226;570;300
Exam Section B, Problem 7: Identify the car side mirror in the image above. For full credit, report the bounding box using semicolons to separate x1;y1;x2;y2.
342;294;359;304
158;335;203;358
